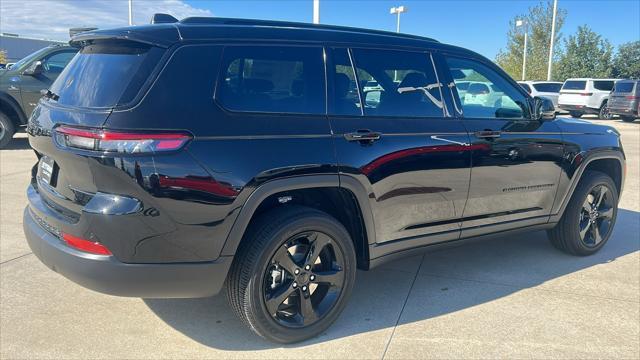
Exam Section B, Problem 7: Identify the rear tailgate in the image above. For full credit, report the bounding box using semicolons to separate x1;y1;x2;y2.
559;80;588;106
608;82;637;110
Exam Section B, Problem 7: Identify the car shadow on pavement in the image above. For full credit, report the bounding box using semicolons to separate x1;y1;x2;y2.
144;208;639;350
2;137;31;151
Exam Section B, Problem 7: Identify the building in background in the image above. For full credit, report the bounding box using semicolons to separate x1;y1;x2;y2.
0;34;65;63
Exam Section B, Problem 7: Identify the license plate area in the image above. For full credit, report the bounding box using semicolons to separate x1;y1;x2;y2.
38;156;57;186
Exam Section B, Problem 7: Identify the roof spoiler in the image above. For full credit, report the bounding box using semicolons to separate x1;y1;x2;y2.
151;13;178;24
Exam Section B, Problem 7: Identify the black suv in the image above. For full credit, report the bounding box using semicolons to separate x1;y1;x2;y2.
23;16;625;343
0;45;78;148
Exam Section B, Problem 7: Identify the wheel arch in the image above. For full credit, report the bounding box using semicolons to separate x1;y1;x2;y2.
551;150;625;223
0;92;28;127
220;175;376;270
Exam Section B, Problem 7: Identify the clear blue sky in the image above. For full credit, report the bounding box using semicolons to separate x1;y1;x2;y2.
185;0;640;59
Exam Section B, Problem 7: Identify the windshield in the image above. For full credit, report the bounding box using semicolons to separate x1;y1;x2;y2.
49;41;164;108
9;46;53;71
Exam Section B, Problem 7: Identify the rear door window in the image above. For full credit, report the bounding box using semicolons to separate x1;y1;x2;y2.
49;41;164;108
562;81;586;91
532;83;562;93
217;46;325;114
593;81;615;91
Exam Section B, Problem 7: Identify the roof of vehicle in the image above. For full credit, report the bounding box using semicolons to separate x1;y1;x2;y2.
563;78;622;81
518;80;563;84
69;16;481;59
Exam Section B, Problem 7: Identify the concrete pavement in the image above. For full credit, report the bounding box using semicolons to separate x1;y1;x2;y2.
1;118;638;359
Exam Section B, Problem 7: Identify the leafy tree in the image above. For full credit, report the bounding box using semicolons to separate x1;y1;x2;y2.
555;25;613;80
611;41;640;79
0;49;7;65
496;1;566;81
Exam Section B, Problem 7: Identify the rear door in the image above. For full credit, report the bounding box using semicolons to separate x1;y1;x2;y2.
440;55;564;236
327;47;471;245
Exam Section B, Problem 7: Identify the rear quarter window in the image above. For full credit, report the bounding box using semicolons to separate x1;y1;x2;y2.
562;80;586;91
216;46;326;114
593;80;615;91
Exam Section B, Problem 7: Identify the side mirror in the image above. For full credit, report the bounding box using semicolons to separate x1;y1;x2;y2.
533;96;556;121
23;61;43;76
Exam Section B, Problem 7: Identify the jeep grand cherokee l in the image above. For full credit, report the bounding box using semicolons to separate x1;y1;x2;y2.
24;15;625;343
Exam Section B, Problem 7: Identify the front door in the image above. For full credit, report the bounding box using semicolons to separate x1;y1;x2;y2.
441;55;565;236
327;47;471;245
20;49;77;116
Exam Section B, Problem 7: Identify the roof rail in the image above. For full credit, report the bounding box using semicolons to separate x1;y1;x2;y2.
179;17;438;43
151;13;179;24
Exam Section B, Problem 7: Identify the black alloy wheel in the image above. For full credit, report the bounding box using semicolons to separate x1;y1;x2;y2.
264;231;345;328
577;184;615;247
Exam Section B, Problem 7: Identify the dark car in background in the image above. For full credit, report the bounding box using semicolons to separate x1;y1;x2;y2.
0;44;78;148
23;16;625;343
608;80;639;122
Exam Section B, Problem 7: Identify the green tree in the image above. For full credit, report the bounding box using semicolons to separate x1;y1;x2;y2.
612;41;640;79
555;25;613;80
496;1;566;81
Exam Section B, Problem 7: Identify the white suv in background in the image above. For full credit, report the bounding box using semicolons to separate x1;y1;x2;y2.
518;81;563;110
558;78;620;119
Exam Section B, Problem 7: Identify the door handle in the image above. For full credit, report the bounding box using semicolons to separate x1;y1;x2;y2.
344;130;382;142
474;130;501;139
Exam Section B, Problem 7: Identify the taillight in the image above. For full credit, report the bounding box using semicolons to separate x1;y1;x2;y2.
625;95;639;100
580;93;593;96
54;126;191;154
62;233;112;256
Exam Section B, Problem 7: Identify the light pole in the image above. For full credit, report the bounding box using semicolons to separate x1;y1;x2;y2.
313;0;320;24
390;6;407;33
547;0;558;80
128;0;133;26
516;19;528;81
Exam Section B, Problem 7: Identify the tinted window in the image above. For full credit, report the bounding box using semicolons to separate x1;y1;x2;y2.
519;83;532;93
42;51;77;75
50;41;164;108
562;80;586;90
350;48;444;117
532;83;562;93
217;46;325;114
613;82;636;93
446;57;527;119
330;48;361;116
593;80;615;91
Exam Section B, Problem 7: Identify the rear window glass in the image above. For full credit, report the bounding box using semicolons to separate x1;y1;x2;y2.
593;80;615;91
613;82;635;93
49;41;164;108
562;80;586;90
533;83;562;93
217;46;325;114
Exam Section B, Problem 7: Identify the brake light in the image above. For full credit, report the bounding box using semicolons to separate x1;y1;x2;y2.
62;233;112;256
580;93;593;96
625;95;639;100
54;126;191;154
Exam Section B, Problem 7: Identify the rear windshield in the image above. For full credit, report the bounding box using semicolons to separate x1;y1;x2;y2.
533;83;562;93
593;80;615;91
613;82;636;93
49;41;164;108
562;80;586;91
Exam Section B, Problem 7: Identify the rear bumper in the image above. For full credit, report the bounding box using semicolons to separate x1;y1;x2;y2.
608;106;638;117
24;206;232;298
558;104;599;114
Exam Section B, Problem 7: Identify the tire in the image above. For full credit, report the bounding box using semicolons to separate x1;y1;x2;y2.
621;116;636;123
0;112;16;149
569;111;582;118
226;205;357;343
598;102;613;120
548;170;618;256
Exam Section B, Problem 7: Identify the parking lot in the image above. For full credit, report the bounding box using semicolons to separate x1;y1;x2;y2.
0;117;638;359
